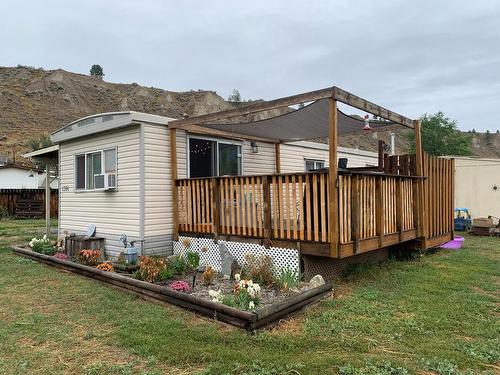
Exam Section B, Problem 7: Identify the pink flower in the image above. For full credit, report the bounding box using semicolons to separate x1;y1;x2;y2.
168;280;192;293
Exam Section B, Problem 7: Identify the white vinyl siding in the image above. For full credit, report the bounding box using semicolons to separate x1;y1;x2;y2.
242;141;276;175
58;126;141;257
142;127;189;255
280;142;378;173
143;124;171;240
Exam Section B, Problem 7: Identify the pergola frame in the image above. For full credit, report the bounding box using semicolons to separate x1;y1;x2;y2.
169;86;423;257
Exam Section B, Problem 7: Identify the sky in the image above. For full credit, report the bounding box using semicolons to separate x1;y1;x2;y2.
1;0;499;131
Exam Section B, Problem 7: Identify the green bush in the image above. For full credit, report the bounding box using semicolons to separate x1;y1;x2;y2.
276;267;299;292
171;256;187;275
0;205;8;220
158;266;175;281
185;251;200;270
32;242;55;255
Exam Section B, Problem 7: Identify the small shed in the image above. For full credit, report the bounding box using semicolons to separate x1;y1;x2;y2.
451;156;500;218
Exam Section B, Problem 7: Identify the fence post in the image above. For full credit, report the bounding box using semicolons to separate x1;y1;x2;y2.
396;177;403;241
376;176;384;247
351;175;361;254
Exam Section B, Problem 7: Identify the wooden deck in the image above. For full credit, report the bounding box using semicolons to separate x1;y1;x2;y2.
175;153;454;258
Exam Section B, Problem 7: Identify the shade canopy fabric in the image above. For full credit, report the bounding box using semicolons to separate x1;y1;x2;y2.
201;99;396;142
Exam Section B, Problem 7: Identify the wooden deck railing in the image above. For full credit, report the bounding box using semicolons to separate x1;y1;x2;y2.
176;169;424;257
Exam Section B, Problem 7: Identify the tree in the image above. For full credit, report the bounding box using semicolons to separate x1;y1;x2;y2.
27;134;53;151
485;129;492;145
227;89;242;105
90;64;104;79
407;112;471;156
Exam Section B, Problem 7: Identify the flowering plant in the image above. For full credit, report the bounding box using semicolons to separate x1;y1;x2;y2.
96;262;114;272
53;252;69;260
233;274;261;299
78;249;102;266
221;274;260;311
169;280;192;293
208;289;222;303
136;256;168;283
29;235;54;255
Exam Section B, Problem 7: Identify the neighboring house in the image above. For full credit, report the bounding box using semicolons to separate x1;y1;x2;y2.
0;164;58;189
49;111;378;257
449;156;500;218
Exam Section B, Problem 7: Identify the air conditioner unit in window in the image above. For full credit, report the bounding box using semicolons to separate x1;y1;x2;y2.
104;173;117;190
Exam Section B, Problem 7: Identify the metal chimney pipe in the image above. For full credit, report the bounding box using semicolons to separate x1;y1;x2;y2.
390;132;395;155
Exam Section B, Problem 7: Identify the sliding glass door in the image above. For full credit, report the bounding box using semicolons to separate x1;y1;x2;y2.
188;137;242;177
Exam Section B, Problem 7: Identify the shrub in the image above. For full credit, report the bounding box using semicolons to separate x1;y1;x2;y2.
0;205;8;220
171;256;187;275
241;254;274;286
158;266;175;281
202;266;216;285
53;252;69;260
276;267;299;292
78;249;102;266
29;235;54;255
169;280;191;293
96;262;114;272
185;251;200;270
136;256;167;283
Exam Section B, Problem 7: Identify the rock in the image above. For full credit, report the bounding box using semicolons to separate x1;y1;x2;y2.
309;274;325;288
219;243;237;278
230;261;240;280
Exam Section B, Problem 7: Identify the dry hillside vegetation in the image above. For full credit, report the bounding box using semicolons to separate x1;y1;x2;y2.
1;66;499;160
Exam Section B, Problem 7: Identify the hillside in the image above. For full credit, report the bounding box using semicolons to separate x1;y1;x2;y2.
1;66;499;162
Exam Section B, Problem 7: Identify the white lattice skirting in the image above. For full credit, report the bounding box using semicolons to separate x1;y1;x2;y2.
173;236;299;277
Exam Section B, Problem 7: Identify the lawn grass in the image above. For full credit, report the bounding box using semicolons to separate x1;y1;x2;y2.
0;219;498;374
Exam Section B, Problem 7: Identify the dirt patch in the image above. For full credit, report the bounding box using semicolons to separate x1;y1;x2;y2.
156;272;308;309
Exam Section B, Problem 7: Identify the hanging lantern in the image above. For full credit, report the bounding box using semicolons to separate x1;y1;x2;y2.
363;114;373;132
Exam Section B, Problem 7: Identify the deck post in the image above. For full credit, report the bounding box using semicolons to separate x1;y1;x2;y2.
377;140;385;172
45;161;51;236
328;98;339;257
170;128;179;241
211;178;220;242
275;143;281;174
262;176;272;247
414;119;426;247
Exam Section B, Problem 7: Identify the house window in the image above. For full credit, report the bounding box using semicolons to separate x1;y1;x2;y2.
75;148;117;191
189;137;242;178
305;159;325;172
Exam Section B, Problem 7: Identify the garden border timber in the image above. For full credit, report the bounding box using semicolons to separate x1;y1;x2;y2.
10;245;333;331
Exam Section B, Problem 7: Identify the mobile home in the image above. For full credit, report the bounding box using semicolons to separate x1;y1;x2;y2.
45;86;454;278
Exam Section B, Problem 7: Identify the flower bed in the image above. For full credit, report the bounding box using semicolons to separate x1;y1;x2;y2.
10;244;332;330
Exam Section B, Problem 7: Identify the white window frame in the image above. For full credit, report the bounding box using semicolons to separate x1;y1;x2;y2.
304;158;325;172
187;135;243;177
74;147;117;192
